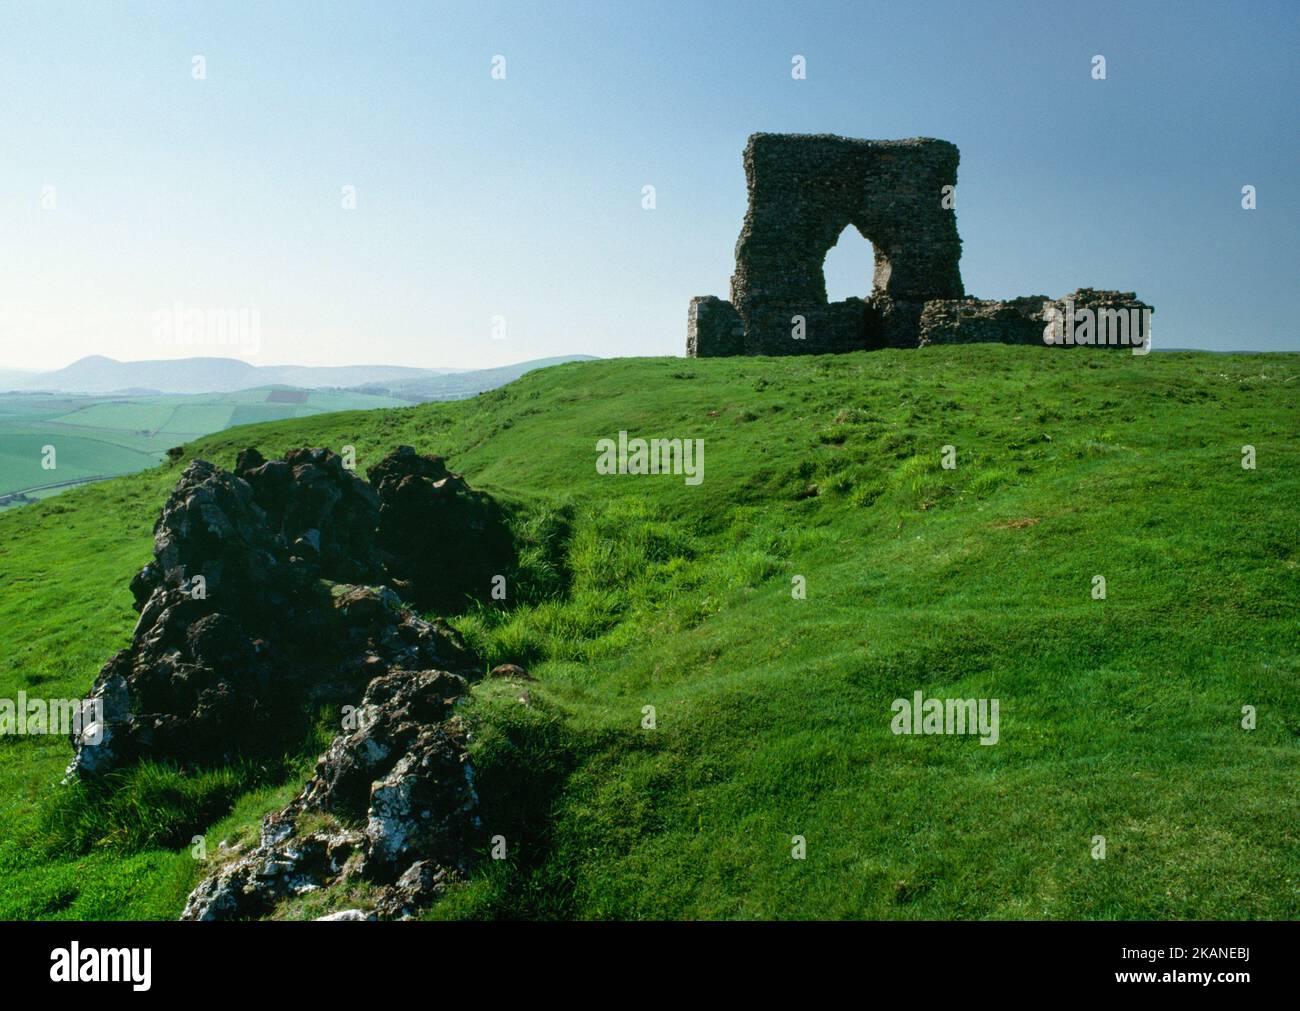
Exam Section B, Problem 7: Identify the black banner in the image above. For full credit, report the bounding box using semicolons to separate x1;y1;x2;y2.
4;919;1292;997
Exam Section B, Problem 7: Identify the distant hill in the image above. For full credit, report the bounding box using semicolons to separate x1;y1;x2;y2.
345;355;599;401
5;356;465;395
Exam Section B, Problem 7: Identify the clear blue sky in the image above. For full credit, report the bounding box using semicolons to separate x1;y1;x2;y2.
1;0;1295;370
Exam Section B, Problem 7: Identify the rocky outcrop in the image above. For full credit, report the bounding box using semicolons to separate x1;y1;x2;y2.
235;447;384;584
63;443;528;920
66;447;492;780
367;446;514;613
181;668;482;921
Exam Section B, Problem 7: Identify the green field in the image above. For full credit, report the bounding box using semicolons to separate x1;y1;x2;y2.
0;387;407;506
0;348;1296;920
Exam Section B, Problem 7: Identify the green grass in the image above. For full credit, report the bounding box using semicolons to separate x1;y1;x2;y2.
0;347;1296;920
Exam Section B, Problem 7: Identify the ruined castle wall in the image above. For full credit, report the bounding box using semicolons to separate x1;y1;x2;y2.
729;133;963;355
686;133;1152;357
687;296;744;358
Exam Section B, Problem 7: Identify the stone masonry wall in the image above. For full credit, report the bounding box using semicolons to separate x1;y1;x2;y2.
687;133;1153;356
728;133;963;355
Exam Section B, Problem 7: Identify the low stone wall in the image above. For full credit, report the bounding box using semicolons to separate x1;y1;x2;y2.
689;290;1153;355
915;296;1051;347
687;296;744;358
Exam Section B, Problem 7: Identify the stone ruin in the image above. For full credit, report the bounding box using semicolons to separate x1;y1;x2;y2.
687;133;1152;356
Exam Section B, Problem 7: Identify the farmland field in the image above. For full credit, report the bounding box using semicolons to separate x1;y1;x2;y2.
0;387;406;507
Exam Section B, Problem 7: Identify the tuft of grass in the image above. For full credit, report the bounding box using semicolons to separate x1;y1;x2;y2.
39;761;265;856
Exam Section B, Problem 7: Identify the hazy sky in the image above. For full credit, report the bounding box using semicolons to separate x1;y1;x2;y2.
1;0;1296;371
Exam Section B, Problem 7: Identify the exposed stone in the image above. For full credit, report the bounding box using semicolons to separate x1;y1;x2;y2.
69;444;524;921
367;446;515;613
365;716;480;876
235;447;383;584
180;824;366;922
67;451;480;780
687;133;1153;355
296;669;470;818
316;909;376;921
372;860;457;920
181;668;482;922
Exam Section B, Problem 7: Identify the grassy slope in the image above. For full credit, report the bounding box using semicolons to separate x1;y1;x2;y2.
0;348;1295;920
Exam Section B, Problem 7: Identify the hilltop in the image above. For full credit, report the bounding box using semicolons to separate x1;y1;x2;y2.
343;355;600;402
0;348;1295;920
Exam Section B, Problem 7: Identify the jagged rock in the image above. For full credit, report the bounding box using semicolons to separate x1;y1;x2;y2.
68;445;515;920
316;585;473;706
180;825;366;922
236;447;383;584
297;669;470;818
365;717;480;875
367;446;515;613
182;669;483;921
67;452;480;780
372;861;458;920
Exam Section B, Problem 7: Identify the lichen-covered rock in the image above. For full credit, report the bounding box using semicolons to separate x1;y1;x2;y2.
182;669;483;922
180;824;366;921
296;669;469;817
372;860;457;920
365;718;480;875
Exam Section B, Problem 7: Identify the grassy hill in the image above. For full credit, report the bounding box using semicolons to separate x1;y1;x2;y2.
0;348;1296;920
345;354;599;402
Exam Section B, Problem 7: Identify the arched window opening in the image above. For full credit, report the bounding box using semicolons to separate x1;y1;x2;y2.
822;225;880;303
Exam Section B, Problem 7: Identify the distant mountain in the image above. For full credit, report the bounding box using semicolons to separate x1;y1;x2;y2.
5;356;468;395
345;356;599;402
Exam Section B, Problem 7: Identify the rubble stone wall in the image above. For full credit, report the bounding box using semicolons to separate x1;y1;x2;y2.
687;133;1153;356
